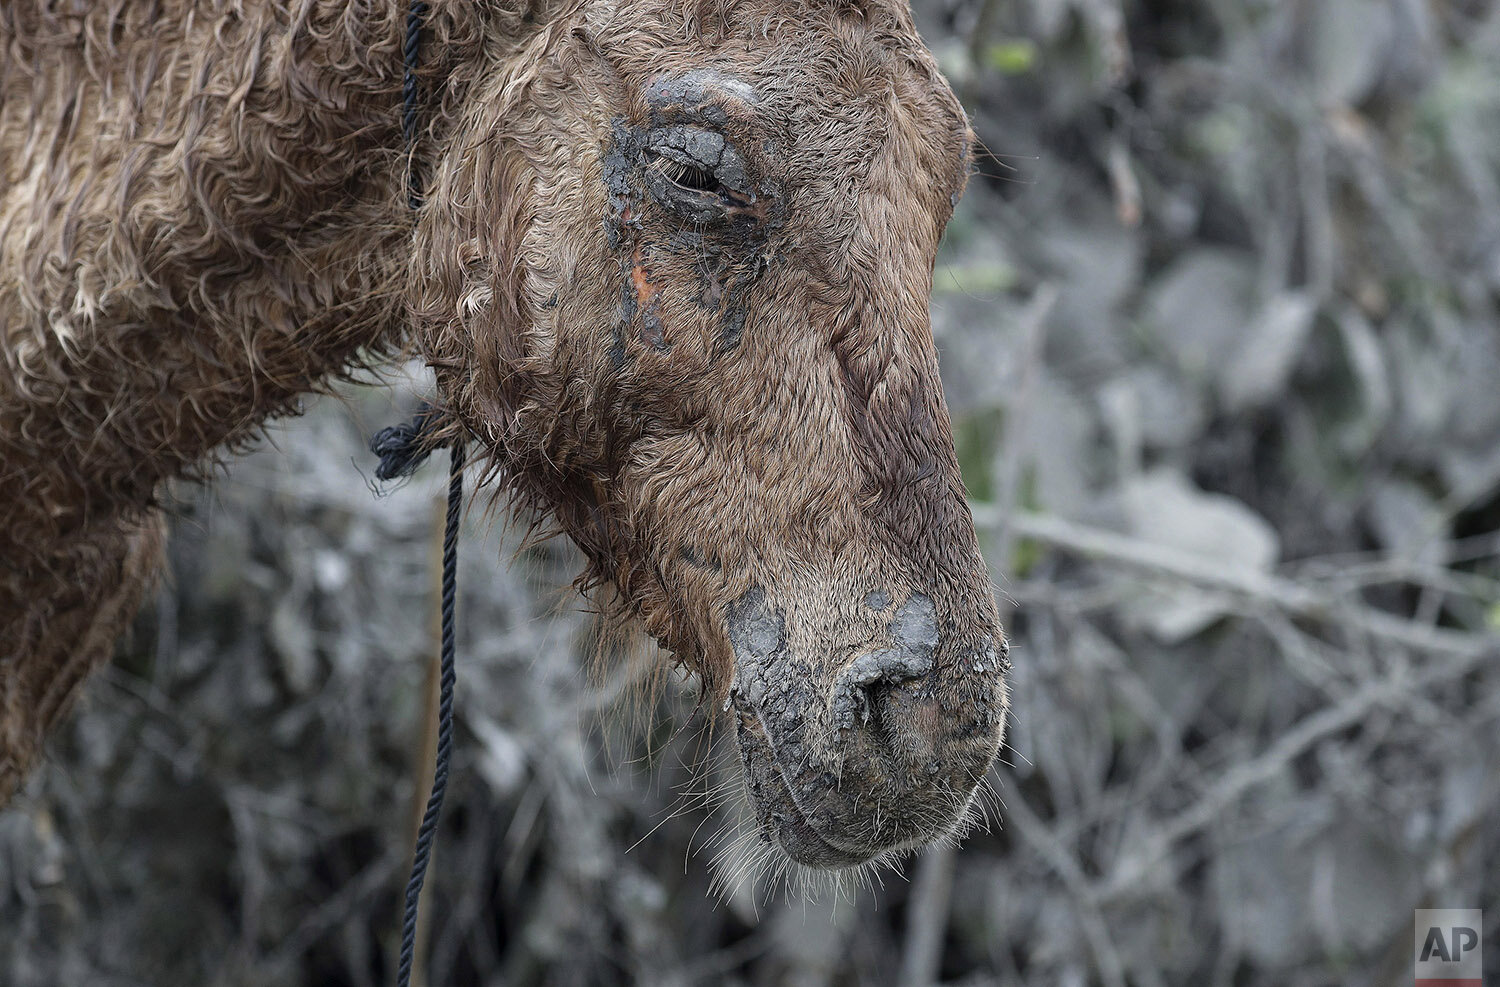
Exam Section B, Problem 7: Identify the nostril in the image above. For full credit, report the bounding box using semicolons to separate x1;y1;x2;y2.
831;647;933;730
832;595;941;731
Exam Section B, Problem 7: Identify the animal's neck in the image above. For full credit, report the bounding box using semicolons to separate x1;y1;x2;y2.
0;0;554;809
0;2;521;545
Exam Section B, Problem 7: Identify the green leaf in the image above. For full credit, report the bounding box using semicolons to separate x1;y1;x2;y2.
984;39;1038;75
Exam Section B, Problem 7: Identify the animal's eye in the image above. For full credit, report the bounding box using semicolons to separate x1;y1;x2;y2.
653;155;721;195
643;149;734;224
639;125;764;225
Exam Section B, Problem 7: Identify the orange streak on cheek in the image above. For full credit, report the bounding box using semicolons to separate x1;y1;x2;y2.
630;245;658;310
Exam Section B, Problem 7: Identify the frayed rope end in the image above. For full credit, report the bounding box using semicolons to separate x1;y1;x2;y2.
370;403;446;482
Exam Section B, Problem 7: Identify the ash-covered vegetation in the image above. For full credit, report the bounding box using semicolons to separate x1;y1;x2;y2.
4;1;1498;984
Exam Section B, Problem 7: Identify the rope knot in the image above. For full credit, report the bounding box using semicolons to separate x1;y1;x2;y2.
369;403;445;481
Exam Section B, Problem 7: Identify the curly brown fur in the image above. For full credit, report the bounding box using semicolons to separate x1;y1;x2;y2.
2;0;1010;872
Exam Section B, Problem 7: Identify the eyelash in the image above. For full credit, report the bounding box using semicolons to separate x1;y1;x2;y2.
653;155;720;195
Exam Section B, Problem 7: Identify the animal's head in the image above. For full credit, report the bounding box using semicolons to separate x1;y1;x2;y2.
414;0;1008;873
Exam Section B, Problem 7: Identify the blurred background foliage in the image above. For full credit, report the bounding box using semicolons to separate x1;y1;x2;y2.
4;1;1499;984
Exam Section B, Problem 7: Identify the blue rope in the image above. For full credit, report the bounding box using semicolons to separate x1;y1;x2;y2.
385;5;466;987
393;442;464;987
402;0;430;210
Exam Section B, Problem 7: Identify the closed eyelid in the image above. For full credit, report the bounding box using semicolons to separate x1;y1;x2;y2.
645;124;756;196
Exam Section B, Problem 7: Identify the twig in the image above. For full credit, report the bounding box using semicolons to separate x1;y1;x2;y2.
1097;651;1487;901
898;845;956;987
1002;789;1128;987
988;283;1059;567
973;507;1498;659
265;848;406;970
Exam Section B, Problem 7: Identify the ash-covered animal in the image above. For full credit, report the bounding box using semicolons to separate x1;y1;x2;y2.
0;0;1009;877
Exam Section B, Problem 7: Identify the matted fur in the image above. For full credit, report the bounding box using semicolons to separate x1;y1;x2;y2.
1;0;1009;871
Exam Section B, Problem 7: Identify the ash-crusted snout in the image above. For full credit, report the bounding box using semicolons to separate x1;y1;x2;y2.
726;584;1007;869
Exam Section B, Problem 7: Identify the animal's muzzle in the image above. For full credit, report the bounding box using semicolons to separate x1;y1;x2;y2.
727;586;1007;868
